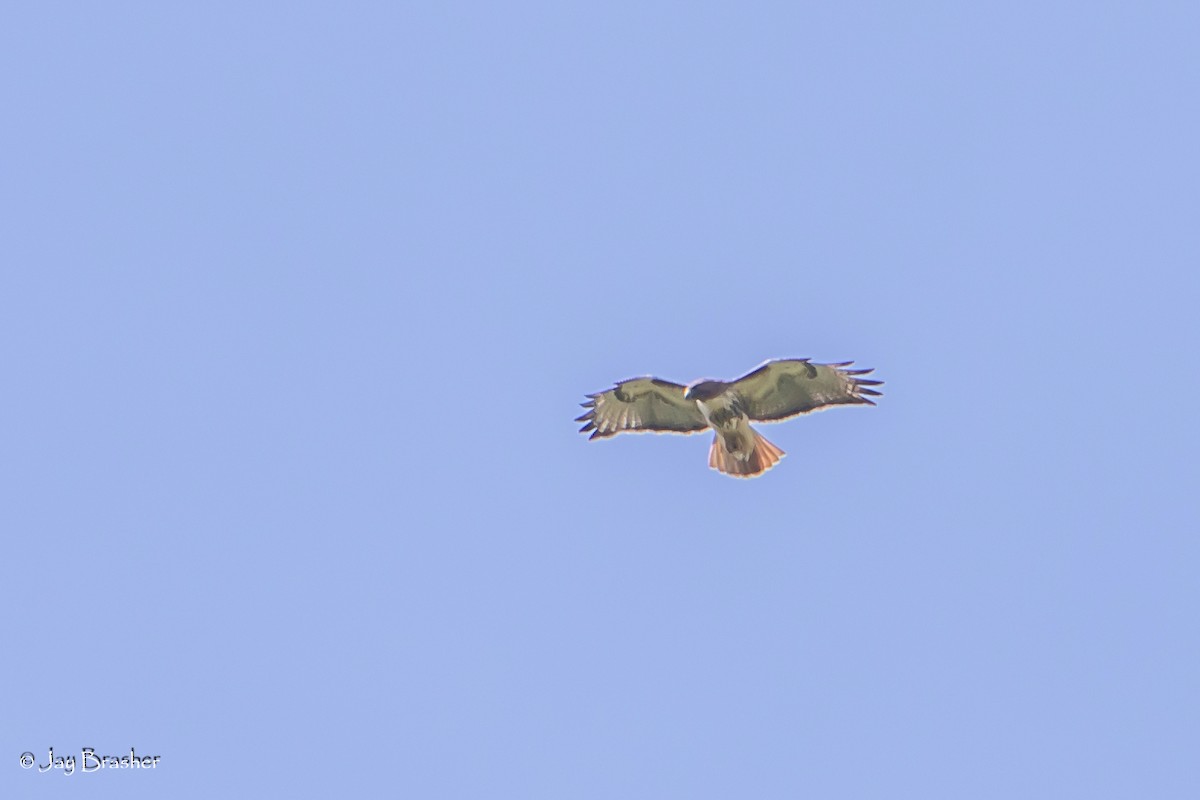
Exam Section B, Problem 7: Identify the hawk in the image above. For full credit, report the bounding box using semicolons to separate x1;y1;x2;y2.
577;358;882;478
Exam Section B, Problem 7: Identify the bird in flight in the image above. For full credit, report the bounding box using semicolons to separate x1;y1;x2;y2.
577;358;882;478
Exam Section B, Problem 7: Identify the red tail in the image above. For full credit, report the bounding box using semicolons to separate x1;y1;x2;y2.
707;428;785;478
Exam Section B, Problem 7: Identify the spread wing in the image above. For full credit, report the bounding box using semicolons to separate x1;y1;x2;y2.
730;358;883;422
576;377;708;439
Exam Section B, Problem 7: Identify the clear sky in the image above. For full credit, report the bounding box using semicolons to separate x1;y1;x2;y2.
3;2;1198;798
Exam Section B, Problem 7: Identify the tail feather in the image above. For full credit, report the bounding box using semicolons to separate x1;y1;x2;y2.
708;428;785;479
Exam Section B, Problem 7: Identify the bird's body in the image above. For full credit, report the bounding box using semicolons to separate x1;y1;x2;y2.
577;358;882;479
683;381;779;476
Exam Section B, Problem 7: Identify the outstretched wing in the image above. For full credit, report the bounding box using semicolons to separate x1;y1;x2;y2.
731;358;883;422
577;377;708;439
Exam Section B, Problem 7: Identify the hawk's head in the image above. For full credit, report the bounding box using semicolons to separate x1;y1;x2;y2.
683;380;729;403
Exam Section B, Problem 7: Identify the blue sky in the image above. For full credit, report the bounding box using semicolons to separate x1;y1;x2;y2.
3;2;1198;798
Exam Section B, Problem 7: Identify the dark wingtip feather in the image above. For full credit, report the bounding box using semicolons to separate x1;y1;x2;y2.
859;388;882;396
575;412;594;422
844;368;875;376
855;378;884;386
578;421;596;433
